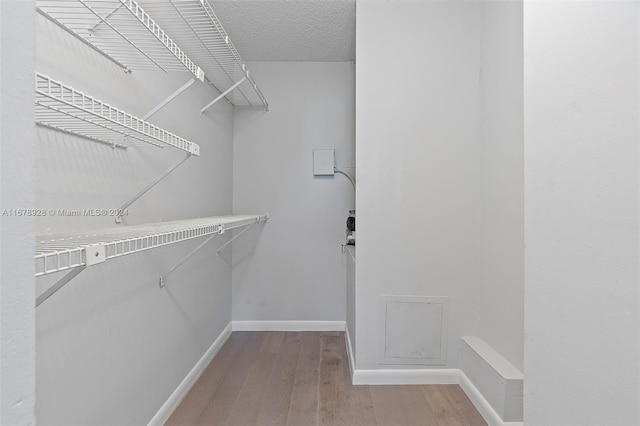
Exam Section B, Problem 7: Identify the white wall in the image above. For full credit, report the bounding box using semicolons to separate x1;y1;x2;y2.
355;0;482;369
346;245;356;358
35;14;235;425
232;62;355;323
524;2;640;424
478;1;524;372
0;2;36;425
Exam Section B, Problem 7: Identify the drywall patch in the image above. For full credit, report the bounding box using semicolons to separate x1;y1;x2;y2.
378;296;448;365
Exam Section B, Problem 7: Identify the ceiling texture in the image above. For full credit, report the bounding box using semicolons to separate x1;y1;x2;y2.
211;0;356;62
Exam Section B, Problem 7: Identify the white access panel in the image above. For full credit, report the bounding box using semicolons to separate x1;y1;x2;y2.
378;295;449;365
313;149;335;176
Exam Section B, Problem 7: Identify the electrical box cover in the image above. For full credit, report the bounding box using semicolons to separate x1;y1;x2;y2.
313;149;335;176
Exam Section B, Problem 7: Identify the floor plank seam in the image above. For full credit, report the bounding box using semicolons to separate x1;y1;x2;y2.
168;332;487;426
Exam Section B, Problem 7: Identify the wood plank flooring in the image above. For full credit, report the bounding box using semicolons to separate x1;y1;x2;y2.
166;332;487;426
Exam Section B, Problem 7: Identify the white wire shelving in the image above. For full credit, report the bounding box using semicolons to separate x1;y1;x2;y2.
121;0;268;110
35;72;201;154
37;0;268;110
35;214;269;277
36;0;205;80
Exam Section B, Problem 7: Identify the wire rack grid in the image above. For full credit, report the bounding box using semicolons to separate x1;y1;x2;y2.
35;214;269;276
36;0;205;79
135;0;268;109
35;72;201;154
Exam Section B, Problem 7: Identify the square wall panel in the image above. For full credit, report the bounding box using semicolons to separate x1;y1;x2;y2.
313;149;335;175
379;295;449;365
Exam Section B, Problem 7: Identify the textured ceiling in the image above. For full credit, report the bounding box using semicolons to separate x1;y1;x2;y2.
211;0;356;62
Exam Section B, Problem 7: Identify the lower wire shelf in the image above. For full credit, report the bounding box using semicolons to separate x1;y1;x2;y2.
35;214;269;277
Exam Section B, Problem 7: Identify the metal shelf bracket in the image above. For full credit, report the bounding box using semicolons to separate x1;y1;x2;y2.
159;231;221;287
35;73;201;154
216;221;256;255
35;243;106;306
200;77;247;115
36;266;87;307
115;153;192;223
159;217;267;287
142;76;200;121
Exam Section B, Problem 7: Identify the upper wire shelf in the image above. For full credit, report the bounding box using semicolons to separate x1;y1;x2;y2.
36;0;205;80
35;72;201;154
126;0;268;109
35;214;269;276
37;0;268;110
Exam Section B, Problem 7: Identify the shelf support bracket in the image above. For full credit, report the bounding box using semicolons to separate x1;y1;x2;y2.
36;266;86;307
115;153;192;223
216;222;257;255
159;232;221;287
200;77;247;115
142;77;198;121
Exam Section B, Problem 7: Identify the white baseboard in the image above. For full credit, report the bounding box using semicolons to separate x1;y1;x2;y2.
232;320;346;332
345;327;356;380
147;322;233;426
148;324;517;426
348;367;518;426
459;371;523;426
460;337;523;422
352;368;460;386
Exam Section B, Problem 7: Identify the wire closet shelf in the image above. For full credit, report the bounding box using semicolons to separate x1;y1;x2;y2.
35;72;201;153
36;0;268;109
136;0;268;109
36;0;204;79
35;214;269;277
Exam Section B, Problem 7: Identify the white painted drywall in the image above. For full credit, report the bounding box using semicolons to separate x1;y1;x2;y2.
478;1;524;373
355;0;482;369
34;14;236;425
346;245;356;360
232;62;354;322
524;1;640;424
0;2;36;425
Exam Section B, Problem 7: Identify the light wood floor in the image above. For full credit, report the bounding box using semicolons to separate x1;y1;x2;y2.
166;331;487;426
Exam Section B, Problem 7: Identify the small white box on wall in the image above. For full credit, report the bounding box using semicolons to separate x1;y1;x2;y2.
313;149;335;176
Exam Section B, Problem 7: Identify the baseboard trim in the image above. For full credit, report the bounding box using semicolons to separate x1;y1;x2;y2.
232;320;346;332
352;368;460;386
460;337;523;422
147;322;233;426
147;324;517;426
346;364;518;425
345;327;356;381
458;371;523;426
